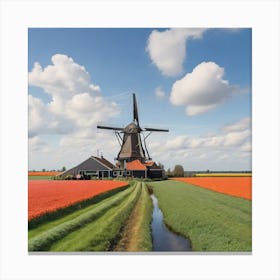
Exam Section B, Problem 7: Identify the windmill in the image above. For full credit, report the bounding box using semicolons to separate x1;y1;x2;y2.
97;93;169;169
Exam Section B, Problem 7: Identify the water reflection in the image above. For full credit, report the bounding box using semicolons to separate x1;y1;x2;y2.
151;194;192;252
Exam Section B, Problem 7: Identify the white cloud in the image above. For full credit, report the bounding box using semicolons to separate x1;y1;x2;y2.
222;117;251;132
28;95;48;137
155;86;166;98
29;95;75;137
146;28;206;76
240;142;252;153
29;136;50;152
170;61;234;116
28;128;122;171
146;117;251;170
28;54;120;137
29;54;101;97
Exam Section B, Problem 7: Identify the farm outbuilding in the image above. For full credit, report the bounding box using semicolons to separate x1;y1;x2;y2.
124;160;164;179
58;156;114;179
125;159;147;178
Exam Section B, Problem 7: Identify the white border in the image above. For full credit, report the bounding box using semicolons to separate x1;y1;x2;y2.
0;1;279;280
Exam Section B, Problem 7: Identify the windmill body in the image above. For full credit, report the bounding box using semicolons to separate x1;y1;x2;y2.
116;122;145;167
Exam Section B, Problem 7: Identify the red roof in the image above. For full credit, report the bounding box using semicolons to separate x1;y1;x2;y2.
126;160;147;171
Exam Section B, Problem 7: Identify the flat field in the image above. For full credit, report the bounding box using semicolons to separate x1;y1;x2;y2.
28;176;53;180
150;180;252;252
28;181;152;252
28;178;252;252
28;171;61;176
195;173;251;177
173;177;252;200
28;171;61;180
28;180;128;221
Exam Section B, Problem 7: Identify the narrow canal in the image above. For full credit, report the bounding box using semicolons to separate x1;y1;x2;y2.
150;194;192;252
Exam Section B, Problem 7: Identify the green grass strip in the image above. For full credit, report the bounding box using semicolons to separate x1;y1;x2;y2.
28;184;136;251
150;180;252;252
139;182;153;251
115;182;153;251
50;182;142;251
28;176;53;180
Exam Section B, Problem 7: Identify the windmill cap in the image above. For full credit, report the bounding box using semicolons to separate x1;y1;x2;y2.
124;122;140;133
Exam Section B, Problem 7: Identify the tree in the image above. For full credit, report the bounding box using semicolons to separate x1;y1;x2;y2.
173;165;184;177
42;168;46;172
158;162;164;170
166;168;173;177
61;166;66;172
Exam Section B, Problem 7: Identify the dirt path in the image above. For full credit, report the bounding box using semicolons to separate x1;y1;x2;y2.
114;183;152;251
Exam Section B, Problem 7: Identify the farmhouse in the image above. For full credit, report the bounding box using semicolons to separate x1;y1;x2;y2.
59;156;114;179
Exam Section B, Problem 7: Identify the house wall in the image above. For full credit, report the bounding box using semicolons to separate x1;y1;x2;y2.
98;170;111;178
147;169;163;179
131;170;146;178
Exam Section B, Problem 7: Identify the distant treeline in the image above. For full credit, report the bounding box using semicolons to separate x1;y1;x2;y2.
29;167;66;172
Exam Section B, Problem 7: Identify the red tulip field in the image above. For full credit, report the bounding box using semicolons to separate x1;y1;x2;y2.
172;177;252;200
28;180;128;221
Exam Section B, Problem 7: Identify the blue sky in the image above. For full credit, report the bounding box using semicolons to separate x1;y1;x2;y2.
28;28;251;171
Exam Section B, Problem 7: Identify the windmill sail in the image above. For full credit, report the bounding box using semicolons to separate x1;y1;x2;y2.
133;93;139;125
144;127;169;132
96;125;124;131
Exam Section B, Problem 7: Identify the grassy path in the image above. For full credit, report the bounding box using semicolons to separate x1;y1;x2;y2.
149;180;252;252
114;182;153;252
29;183;140;251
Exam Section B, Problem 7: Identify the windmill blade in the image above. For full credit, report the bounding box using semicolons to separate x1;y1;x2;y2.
97;125;124;131
133;93;139;125
144;127;169;132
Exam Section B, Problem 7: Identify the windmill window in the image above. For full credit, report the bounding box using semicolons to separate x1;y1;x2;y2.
113;171;119;176
126;171;131;176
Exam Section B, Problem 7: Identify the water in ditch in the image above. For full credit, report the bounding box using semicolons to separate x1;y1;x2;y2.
151;194;192;252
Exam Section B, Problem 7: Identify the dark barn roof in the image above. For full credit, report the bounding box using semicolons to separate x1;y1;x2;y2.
93;156;115;169
144;161;162;170
59;156;114;178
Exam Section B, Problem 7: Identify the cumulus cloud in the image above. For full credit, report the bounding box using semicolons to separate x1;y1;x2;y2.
29;95;75;137
29;54;101;97
170;61;235;116
146;28;206;76
28;54;120;137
